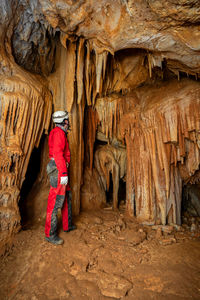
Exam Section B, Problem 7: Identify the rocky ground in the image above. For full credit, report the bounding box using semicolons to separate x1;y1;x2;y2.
0;204;200;300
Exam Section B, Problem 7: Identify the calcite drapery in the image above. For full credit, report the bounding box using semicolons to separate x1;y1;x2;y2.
0;0;52;253
0;60;52;253
93;79;200;224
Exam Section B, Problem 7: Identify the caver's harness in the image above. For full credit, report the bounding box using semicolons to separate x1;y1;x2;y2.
47;159;58;188
47;159;69;188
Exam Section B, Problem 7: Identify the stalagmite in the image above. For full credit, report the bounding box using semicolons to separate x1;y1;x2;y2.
94;144;126;210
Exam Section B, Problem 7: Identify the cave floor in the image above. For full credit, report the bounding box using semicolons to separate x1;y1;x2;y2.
1;207;200;300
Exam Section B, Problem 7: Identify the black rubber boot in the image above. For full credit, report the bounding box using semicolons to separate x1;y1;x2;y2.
45;235;64;245
64;225;77;233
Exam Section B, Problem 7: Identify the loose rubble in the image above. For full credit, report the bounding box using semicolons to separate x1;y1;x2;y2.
0;206;200;299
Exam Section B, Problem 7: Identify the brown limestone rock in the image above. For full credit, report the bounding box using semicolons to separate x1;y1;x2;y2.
97;271;132;299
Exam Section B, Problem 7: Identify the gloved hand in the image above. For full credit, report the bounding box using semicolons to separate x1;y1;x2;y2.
60;176;68;185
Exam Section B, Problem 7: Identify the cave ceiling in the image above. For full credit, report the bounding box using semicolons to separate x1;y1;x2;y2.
0;0;200;252
11;0;200;76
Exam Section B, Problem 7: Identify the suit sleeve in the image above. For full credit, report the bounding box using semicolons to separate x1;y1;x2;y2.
65;139;71;165
53;131;68;176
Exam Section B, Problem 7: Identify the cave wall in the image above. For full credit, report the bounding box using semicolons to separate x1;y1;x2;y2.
0;0;200;252
0;0;52;253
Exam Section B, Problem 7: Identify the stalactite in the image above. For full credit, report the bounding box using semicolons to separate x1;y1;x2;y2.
85;41;91;106
148;54;152;78
84;107;99;170
77;38;85;104
147;53;164;80
95;95;123;142
60;32;68;49
102;51;107;80
65;41;76;112
0;68;52;252
95;52;103;94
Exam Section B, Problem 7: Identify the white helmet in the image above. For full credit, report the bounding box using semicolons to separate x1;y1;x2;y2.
52;111;69;124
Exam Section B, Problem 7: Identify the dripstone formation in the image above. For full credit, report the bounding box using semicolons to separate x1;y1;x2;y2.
0;0;200;253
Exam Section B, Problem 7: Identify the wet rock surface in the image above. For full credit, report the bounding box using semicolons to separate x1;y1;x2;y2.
0;206;200;300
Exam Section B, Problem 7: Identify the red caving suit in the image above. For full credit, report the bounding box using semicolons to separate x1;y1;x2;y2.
45;126;71;238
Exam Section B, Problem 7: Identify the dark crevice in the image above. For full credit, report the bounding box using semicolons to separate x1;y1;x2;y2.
181;184;200;230
19;134;45;228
